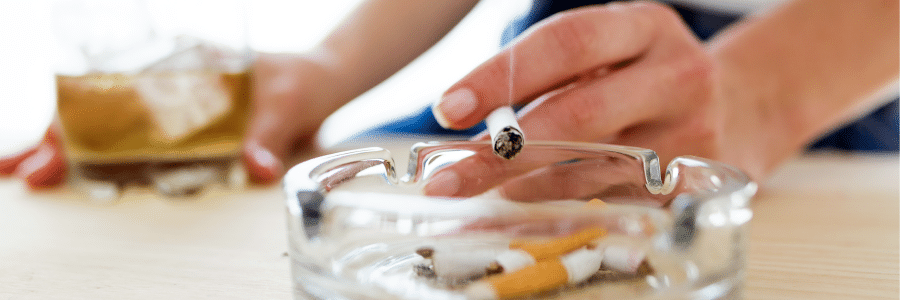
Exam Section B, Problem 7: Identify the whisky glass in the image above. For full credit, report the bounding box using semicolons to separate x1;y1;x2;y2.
53;0;251;200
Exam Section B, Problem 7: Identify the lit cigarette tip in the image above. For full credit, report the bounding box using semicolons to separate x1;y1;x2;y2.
493;127;524;160
486;106;524;160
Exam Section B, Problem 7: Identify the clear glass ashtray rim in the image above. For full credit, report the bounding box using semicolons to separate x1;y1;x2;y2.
283;140;758;208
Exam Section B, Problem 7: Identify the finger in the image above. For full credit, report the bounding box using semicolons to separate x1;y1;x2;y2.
244;55;319;184
16;144;67;189
422;144;638;198
442;58;708;198
497;158;650;202
242;141;284;185
513;60;682;142
422;145;588;197
423;150;530;197
433;2;669;129
247;75;308;161
0;148;37;175
2;126;63;176
243;108;294;184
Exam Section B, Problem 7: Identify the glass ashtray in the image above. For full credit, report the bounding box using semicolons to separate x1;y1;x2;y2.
283;141;756;300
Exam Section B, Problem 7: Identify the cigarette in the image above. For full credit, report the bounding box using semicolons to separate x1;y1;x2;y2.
496;227;605;274
465;246;605;300
486;106;524;160
415;227;605;281
415;247;499;282
509;227;605;260
582;199;654;275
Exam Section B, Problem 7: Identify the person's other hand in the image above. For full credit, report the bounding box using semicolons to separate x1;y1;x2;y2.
243;52;345;184
428;2;777;198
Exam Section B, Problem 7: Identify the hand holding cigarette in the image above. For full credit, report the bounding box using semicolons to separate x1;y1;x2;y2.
427;1;899;181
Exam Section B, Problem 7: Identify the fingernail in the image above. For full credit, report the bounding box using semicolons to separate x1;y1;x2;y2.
433;88;477;129
15;146;53;179
253;148;281;169
0;149;33;175
425;170;460;196
253;147;281;171
246;144;284;184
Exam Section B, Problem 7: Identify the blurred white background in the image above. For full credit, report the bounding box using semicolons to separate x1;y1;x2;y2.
0;0;530;156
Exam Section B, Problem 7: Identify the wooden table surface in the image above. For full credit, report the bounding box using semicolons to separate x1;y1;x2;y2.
0;151;896;299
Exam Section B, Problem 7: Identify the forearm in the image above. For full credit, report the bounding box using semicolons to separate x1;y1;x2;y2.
708;0;898;153
308;0;480;106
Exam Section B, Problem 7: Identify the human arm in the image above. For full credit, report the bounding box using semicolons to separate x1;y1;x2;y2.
708;0;899;177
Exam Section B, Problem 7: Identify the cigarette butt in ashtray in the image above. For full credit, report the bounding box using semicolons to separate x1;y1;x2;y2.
584;198;654;275
493;227;605;274
415;227;605;281
602;246;654;275
415;247;500;281
465;246;605;300
486;106;524;160
588;198;656;235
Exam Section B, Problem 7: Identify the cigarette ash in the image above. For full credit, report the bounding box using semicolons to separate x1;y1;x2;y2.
493;127;524;160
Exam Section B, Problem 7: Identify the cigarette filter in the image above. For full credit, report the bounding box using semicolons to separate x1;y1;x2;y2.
586;198;607;207
511;227;605;260
465;247;604;300
485;106;524;160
